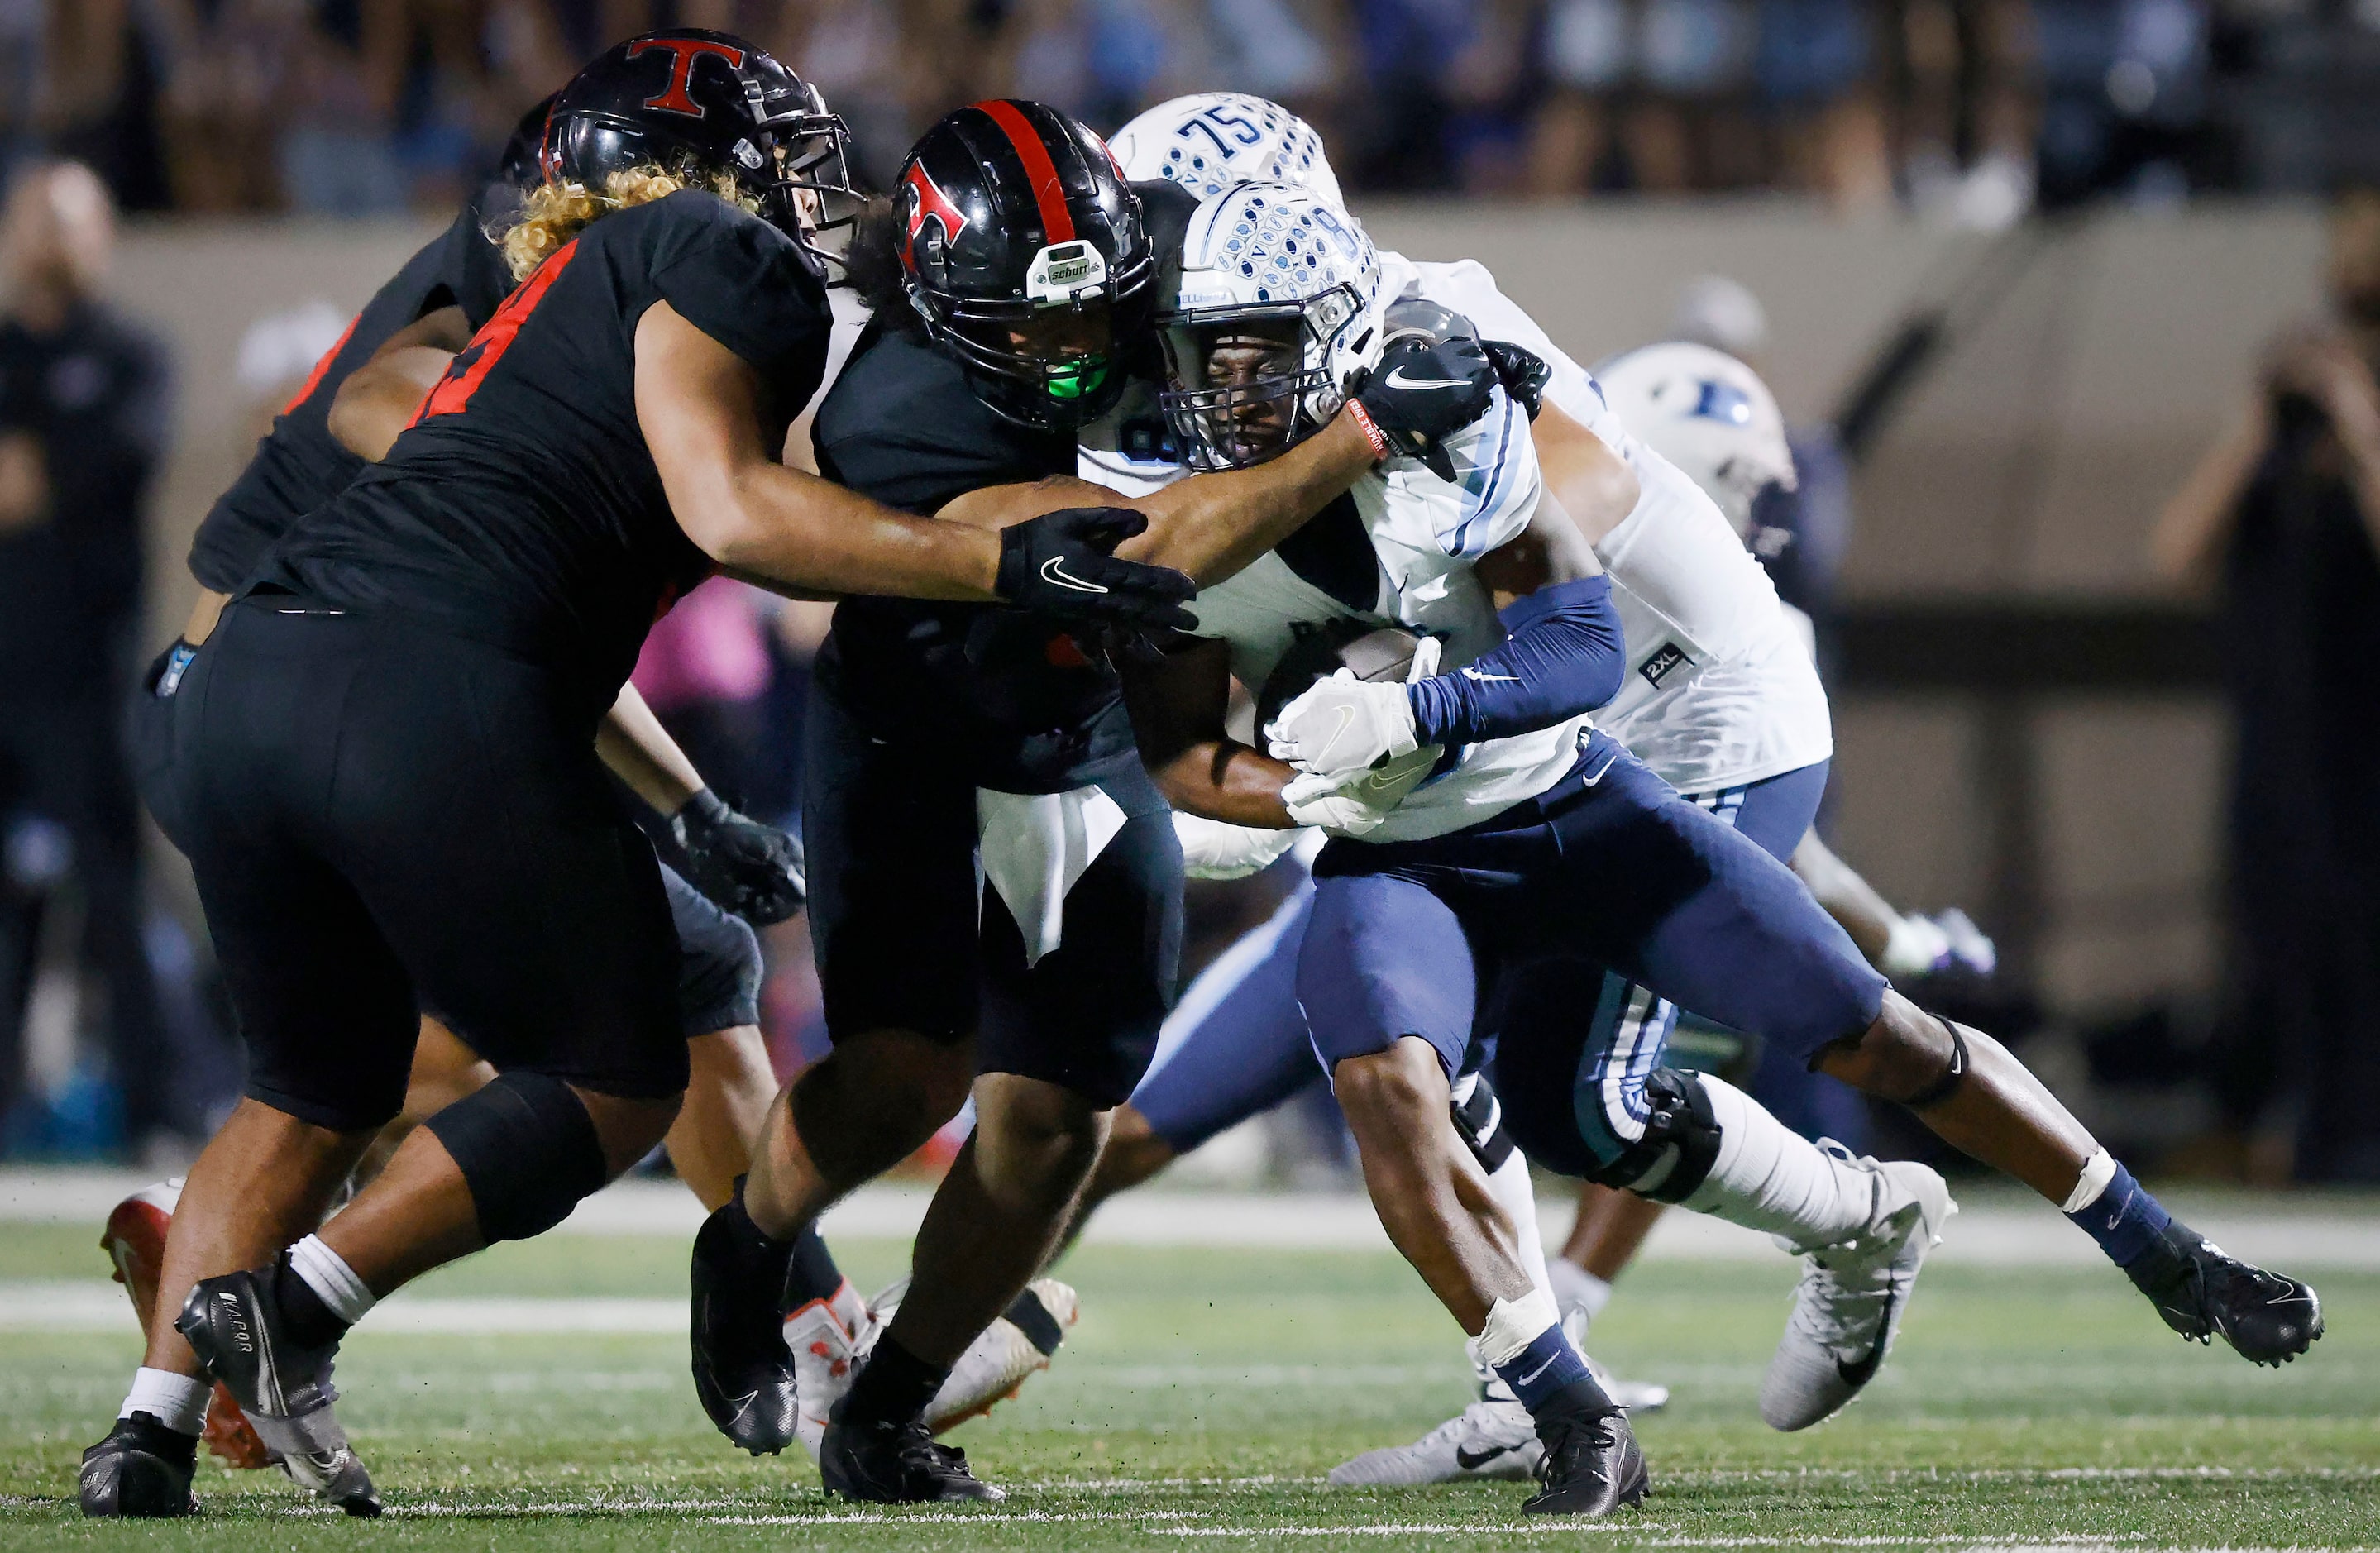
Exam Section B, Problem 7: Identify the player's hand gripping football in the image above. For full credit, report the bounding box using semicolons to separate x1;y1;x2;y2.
1269;638;1445;834
996;506;1197;630
673;789;806;924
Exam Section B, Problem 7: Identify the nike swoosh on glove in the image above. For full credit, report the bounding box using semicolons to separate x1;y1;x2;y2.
1281;744;1440;836
1266;670;1419;783
673;789;805;924
996;507;1197;630
1352;334;1498;481
1264;636;1442;785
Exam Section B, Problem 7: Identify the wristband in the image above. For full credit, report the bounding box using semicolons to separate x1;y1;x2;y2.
1345;399;1391;461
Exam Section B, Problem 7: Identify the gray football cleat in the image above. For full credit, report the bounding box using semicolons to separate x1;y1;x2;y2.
1760;1154;1954;1431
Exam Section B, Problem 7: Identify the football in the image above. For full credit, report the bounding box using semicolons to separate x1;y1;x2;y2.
1253;620;1424;735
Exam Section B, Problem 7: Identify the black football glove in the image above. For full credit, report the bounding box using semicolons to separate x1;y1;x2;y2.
1352;333;1499;481
996;506;1197;630
1483;340;1550;421
672;789;805;925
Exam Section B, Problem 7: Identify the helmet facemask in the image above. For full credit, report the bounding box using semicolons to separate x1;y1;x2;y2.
1159;282;1367;471
910;235;1150;432
750;100;864;275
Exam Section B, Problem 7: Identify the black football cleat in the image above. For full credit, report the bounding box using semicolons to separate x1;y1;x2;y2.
690;1202;800;1455
820;1404;1005;1503
175;1270;380;1516
2125;1220;2324;1366
1520;1407;1648;1517
79;1413;198;1518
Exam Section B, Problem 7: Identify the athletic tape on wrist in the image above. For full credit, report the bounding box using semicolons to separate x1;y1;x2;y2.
2060;1147;2117;1214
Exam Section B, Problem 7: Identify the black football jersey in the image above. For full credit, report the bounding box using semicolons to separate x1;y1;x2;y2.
811;320;1138;793
185;207;514;594
262;191;832;705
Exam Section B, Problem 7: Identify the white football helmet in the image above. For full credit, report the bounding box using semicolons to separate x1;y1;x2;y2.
1594;342;1796;533
1110;93;1343;207
1157;181;1384;471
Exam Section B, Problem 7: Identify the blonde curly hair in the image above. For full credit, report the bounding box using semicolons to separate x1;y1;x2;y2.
499;163;759;282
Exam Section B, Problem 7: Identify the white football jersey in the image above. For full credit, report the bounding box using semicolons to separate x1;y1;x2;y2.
1179;381;1593;843
1375;252;1833;795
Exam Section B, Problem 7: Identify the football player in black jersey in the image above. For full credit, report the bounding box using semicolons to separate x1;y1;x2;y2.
690;100;1519;1503
90;94;830;1498
77;39;1194;1522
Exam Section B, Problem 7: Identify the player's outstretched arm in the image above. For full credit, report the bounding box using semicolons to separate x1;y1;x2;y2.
327;306;474;462
1119;635;1299;828
635;303;1192;626
595;680;805;923
939;334;1515;587
934;412;1377;587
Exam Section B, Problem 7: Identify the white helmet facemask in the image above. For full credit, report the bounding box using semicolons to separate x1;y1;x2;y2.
1594;341;1797;535
1157;183;1384;471
1109;93;1344;206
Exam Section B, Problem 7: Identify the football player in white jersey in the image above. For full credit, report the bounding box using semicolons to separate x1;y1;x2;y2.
1094;112;2322;1507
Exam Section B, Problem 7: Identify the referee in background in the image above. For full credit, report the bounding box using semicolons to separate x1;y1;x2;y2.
0;160;183;1161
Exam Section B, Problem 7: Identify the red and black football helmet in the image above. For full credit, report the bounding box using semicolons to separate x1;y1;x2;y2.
542;30;857;270
896;99;1153;432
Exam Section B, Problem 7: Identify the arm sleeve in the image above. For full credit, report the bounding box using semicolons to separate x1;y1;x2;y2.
1405;573;1624;747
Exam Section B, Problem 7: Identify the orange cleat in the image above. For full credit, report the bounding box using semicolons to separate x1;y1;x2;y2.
100;1181;274;1470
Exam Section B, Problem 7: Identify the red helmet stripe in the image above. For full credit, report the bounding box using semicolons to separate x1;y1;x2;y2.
973;99;1075;245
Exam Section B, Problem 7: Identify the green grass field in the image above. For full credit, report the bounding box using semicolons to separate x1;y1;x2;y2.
1;1216;2373;1550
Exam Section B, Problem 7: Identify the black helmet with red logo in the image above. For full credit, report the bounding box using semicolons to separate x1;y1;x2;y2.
896;99;1152;432
542;30;857;266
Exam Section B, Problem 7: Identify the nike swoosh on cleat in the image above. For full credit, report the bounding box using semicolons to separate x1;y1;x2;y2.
1039;557;1109;594
1383;367;1470;390
1455;1444;1513;1471
1834;1284;1899;1389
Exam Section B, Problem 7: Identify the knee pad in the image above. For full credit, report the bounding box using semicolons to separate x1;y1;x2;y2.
1901;1017;1971;1110
1594;1068;1723;1204
423;1071;609;1244
1449;1073;1517;1177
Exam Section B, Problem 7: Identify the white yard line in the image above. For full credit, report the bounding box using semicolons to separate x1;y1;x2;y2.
8;1170;2380;1266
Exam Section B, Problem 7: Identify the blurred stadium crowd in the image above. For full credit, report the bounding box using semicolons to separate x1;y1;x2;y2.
7;0;2380;221
6;2;2380;1190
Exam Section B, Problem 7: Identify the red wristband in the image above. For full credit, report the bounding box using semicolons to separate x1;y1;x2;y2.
1345;399;1391;461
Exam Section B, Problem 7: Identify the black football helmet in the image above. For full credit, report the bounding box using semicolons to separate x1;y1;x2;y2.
896;99;1152;432
542;30;857;268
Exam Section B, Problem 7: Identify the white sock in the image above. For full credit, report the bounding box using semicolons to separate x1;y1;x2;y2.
1546;1256;1612;1327
1483;1149;1554;1297
1666;1073;1873;1254
121;1366;210;1437
288;1234;377;1326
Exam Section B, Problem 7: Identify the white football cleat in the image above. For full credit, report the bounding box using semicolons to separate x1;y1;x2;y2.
1329;1398;1540;1487
786;1278;874;1461
1760;1153;1955;1431
864;1277;1080;1435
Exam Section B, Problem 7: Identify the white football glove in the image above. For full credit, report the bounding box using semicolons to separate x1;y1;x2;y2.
1264;637;1441;784
1173;812;1307;881
1280;743;1441;837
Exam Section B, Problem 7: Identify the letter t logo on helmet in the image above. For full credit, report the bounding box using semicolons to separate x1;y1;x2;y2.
624;36;746;117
